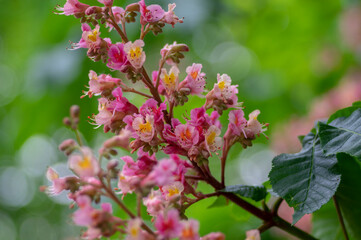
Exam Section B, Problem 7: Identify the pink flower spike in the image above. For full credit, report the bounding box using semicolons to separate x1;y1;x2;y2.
155;209;182;239
180;219;200;240
245;229;261;240
56;0;89;16
124;40;146;69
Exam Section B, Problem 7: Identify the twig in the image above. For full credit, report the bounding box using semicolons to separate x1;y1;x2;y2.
333;196;349;240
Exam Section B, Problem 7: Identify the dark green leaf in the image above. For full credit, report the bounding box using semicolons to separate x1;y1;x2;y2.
319;109;361;158
207;196;228;209
269;132;341;224
327;102;361;124
335;153;361;239
220;185;267;202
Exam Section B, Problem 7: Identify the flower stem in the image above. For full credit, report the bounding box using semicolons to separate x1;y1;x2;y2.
333;196;349;240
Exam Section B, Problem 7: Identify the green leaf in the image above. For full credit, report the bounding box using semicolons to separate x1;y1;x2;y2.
298;135;305;144
319;109;361;158
220;185;267;202
327;102;361;124
269;132;341;224
207;196;228;209
335;153;361;239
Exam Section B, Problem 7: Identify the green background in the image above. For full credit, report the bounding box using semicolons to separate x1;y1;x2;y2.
0;0;360;239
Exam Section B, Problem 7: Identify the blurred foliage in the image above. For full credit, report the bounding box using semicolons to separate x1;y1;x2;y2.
0;0;360;239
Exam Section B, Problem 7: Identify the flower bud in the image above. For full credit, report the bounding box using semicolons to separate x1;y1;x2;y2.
63;117;72;127
70;105;80;119
107;159;119;170
125;3;140;12
85;6;102;15
59;139;77;152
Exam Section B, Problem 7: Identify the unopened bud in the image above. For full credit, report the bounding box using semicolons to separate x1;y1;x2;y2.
70;105;80;119
107;159;119;170
85;6;102;15
125;3;140;12
63;117;72;127
59;139;77;154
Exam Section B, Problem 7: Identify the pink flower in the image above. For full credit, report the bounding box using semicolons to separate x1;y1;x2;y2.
117;173;138;195
139;0;165;23
68;147;100;178
163;3;183;27
146;158;177;186
205;73;239;111
175;124;199;150
124;40;146;69
112;87;139;114
126;218;145;240
205;125;222;153
201;232;225;240
162;181;184;200
228;110;247;137
155;209;182;239
161;66;179;95
97;0;113;7
139;99;166;131
244;110;267;139
132;115;155;142
46;167;67;195
56;0;89;16
107;42;130;72
245;229;260;240
85;70;121;97
73;195;94;226
143;189;164;217
180;219;200;240
179;63;206;96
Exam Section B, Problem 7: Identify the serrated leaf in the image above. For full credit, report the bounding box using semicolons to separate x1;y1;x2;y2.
207;196;228;209
327;102;361;124
269;132;341;224
335;153;361;239
319;109;361;158
220;185;267;202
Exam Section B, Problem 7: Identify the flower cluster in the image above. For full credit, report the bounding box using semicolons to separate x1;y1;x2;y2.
46;0;269;239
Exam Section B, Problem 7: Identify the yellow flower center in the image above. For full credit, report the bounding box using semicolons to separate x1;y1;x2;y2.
218;80;226;90
182;228;194;238
180;129;192;141
88;29;98;42
139;121;152;133
129;47;142;60
191;71;198;79
164;72;176;86
206;131;216;145
78;156;92;169
167;187;180;197
130;227;138;237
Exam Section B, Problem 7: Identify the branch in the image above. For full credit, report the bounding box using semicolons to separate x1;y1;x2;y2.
333;196;349;240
